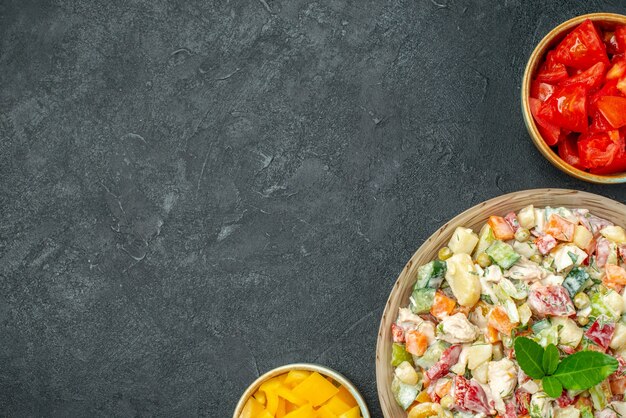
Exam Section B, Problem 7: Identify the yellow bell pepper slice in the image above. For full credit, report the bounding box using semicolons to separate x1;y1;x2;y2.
284;370;311;388
292;372;340;407
284;403;314;418
277;386;306;406
334;386;357;408
316;405;339;418
337;406;361;418
322;396;351;415
239;396;266;418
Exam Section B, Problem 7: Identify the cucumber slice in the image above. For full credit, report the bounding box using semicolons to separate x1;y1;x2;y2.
486;240;521;269
415;260;446;289
391;376;420;410
562;267;590;297
410;288;435;314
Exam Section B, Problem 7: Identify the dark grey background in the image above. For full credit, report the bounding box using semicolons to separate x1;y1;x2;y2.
2;0;626;416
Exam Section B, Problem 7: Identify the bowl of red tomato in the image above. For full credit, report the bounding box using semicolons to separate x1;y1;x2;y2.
522;13;626;183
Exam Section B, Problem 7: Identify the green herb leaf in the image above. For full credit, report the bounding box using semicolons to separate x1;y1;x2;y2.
542;344;560;375
553;351;619;390
514;337;545;379
542;375;563;398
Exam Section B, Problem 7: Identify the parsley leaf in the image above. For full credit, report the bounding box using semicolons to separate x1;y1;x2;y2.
514;337;545;379
542;375;562;398
553;351;619;391
542;344;560;375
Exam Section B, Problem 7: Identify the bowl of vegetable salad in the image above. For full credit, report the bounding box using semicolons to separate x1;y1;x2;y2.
376;189;626;417
521;13;626;184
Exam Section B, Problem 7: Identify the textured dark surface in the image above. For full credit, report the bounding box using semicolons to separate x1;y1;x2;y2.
2;0;626;416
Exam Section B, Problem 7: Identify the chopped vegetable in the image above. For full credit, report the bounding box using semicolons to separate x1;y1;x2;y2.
488;216;515;240
485;240;521;269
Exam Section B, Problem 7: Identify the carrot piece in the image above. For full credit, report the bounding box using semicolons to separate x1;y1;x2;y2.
405;330;428;356
486;325;501;343
487;306;517;335
430;291;456;319
488;216;515;240
605;263;626;285
545;214;575;242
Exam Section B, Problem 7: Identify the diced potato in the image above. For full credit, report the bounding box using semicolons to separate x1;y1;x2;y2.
292;372;339;407
601;225;626;244
573;225;594;251
467;344;493;370
554;405;581;418
610;323;626;351
472;361;489;384
395;361;419;385
605;290;625;316
448;227;479;255
513;240;538;258
518;303;532;326
551;317;583;348
534;208;546;233
473;224;495;260
552;244;587;272
518;205;536;229
445;254;481;307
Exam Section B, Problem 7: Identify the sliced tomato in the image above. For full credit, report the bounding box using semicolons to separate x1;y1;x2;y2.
527;285;575;317
616;25;626;53
589;79;621;114
590;110;614;132
538;85;588;133
585;319;615;350
530;80;556;101
391;323;405;343
578;132;620;168
425;345;461;381
592;132;626;174
597;96;626;128
558;134;583;168
536;61;569;84
559;61;607;90
619;76;626;96
529;98;561;146
552;19;609;69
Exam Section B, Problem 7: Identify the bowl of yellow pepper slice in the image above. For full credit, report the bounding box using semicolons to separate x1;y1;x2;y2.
234;363;370;418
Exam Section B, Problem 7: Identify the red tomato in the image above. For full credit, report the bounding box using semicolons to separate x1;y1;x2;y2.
558;135;583;168
425;345;461;381
616;25;626;53
454;376;493;416
597;96;626;128
538;85;588;133
536;62;569;83
556;391;576;408
596;237;612;268
529;98;561;146
515;390;531;415
552;19;609;69
585;319;615;349
589;110;614;132
530;80;556;101
578;132;619;168
528;285;575;317
559;61;607;90
535;233;557;255
592;143;626;174
391;323;405;343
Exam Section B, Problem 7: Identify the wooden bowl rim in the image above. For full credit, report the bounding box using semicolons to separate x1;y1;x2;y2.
521;12;626;184
375;188;626;417
233;363;371;418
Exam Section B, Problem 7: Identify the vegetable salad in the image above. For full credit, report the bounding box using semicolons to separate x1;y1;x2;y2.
390;206;626;418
